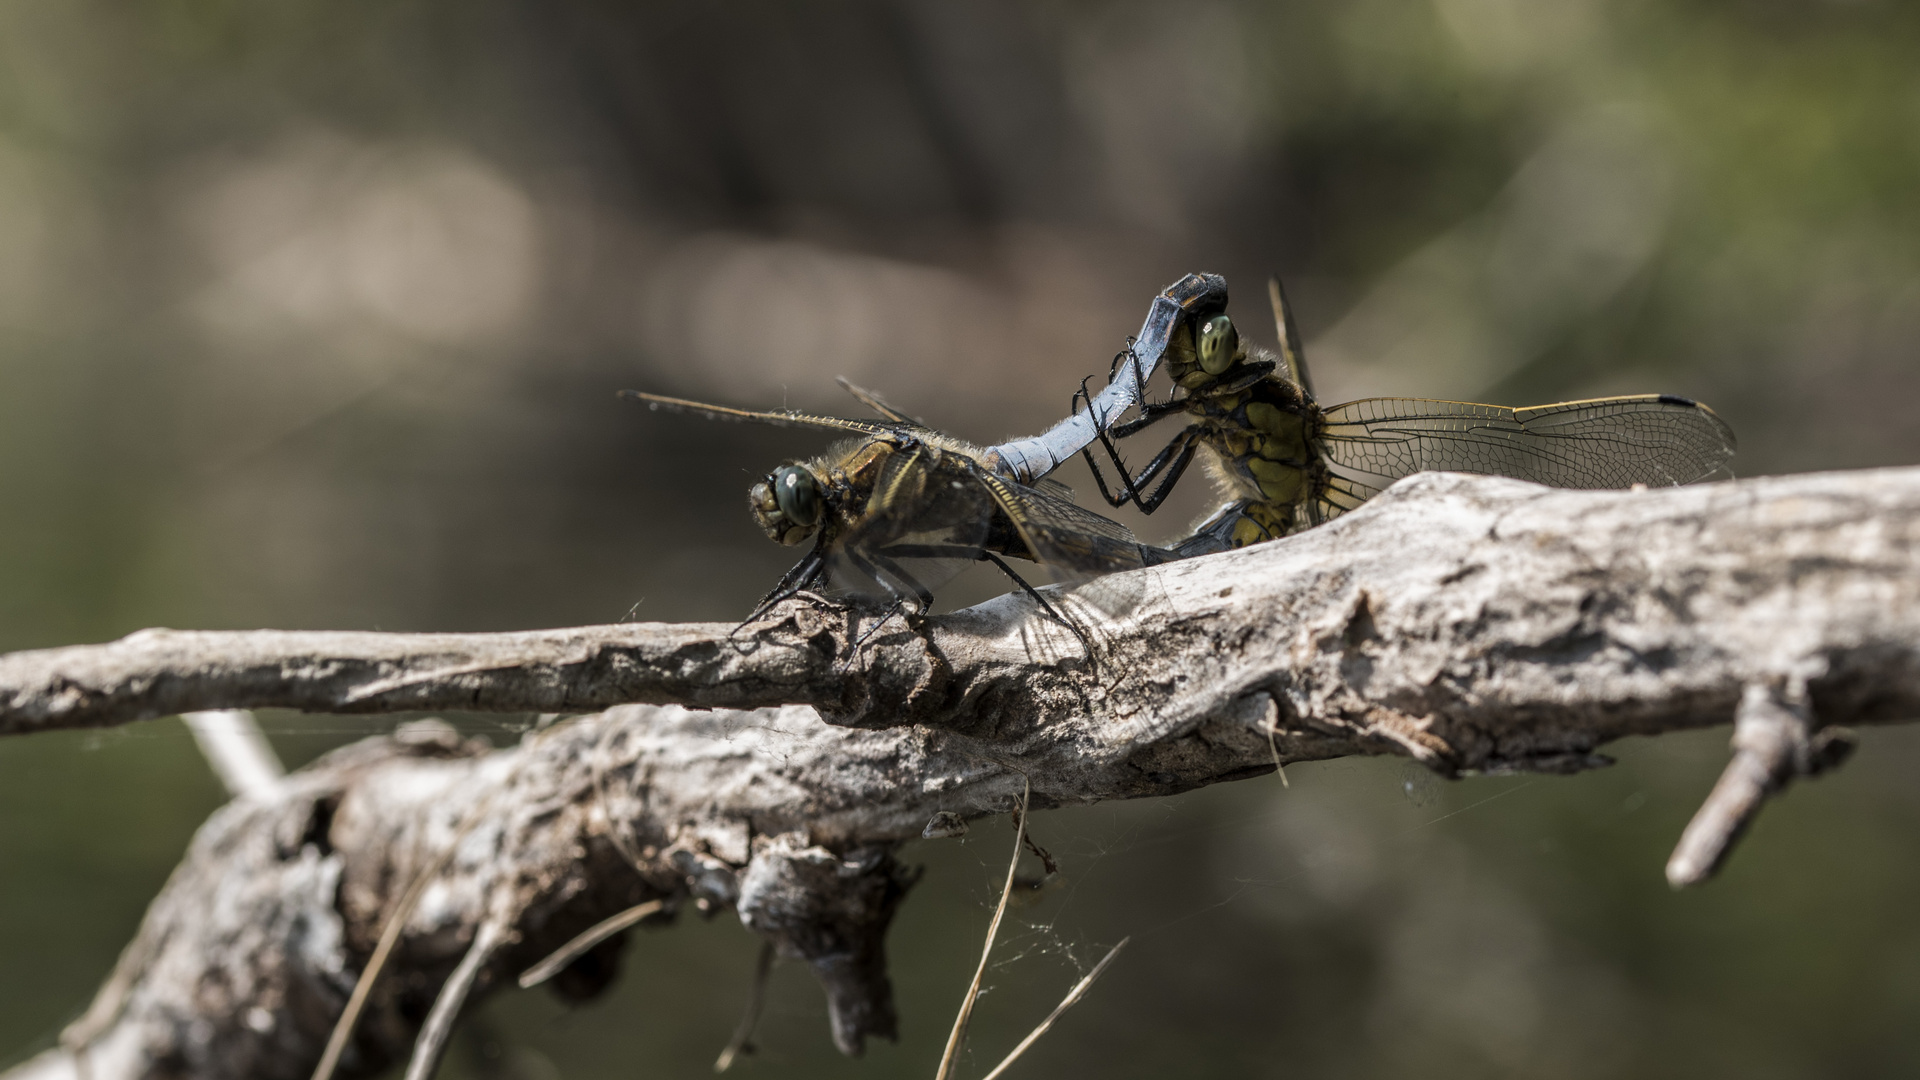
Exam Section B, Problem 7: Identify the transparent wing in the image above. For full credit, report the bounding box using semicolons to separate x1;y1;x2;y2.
975;470;1166;582
621;390;903;438
1317;394;1738;508
1029;477;1077;502
825;449;993;605
1268;277;1314;398
834;376;922;425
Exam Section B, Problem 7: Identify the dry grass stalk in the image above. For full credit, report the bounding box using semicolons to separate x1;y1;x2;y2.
934;780;1029;1080
713;941;777;1073
517;899;665;989
978;937;1130;1080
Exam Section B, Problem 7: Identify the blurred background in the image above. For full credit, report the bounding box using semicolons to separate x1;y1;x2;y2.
3;0;1919;1076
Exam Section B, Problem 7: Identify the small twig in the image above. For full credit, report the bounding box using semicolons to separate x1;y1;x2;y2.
713;941;776;1073
403;918;509;1080
977;938;1130;1080
1666;681;1807;888
517;900;665;989
311;799;492;1080
935;779;1029;1080
182;709;285;800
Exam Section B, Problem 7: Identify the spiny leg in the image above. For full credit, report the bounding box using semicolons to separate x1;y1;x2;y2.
1082;423;1197;513
1108;339;1179;417
1071;374;1185;444
858;549;936;612
849;599;908;651
1071;354;1186;508
739;547;827;629
833;549;927;661
1122;429;1201;513
978;550;1095;661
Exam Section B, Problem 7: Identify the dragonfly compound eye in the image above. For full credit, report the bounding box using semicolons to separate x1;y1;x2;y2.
772;465;823;532
1197;314;1239;375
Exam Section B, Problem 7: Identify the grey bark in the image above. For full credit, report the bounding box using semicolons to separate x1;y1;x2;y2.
5;467;1919;1080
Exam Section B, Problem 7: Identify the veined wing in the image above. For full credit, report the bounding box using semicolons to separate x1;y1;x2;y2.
826;447;994;605
835;376;922;425
621;390;904;438
1317;395;1738;502
974;470;1167;580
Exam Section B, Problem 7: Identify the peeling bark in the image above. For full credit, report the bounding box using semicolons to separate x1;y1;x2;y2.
5;467;1919;1079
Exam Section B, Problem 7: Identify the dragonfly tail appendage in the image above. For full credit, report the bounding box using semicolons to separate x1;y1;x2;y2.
984;273;1227;484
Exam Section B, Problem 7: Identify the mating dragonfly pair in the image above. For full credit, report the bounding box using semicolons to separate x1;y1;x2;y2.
627;272;1736;631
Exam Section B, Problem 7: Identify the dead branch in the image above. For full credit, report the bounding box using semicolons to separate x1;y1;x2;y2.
6;466;1920;1080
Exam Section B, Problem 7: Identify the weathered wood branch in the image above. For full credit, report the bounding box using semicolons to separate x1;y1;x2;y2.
5;466;1919;1080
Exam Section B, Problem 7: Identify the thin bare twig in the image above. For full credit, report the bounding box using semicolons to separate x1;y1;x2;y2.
1666;678;1856;887
182;710;285;800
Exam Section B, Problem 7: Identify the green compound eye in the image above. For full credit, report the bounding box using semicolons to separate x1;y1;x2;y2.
1197;314;1238;375
771;465;821;528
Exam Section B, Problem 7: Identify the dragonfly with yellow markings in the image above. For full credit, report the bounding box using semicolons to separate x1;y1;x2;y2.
621;389;1176;627
1078;276;1738;555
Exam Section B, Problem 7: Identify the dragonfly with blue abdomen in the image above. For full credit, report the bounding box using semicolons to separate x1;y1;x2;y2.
621;390;1177;630
979;273;1227;483
1076;275;1739;555
620;275;1226;622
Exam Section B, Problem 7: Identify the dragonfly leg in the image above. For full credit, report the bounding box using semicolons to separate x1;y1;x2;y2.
1129;430;1200;513
859;549;936;612
740;548;827;627
1072;374;1145;509
979;550;1095;661
1072;365;1186;507
1075;372;1186;440
1081;425;1193;513
848;600;908;652
1079;440;1133;509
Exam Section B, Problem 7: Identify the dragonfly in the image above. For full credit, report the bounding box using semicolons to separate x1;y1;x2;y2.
1078;275;1739;555
619;274;1232;625
620;389;1177;630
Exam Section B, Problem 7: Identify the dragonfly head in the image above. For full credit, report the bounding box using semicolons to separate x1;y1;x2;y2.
1166;311;1245;387
750;464;825;545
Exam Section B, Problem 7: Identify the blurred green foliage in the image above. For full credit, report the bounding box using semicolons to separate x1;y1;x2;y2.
2;0;1918;1076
